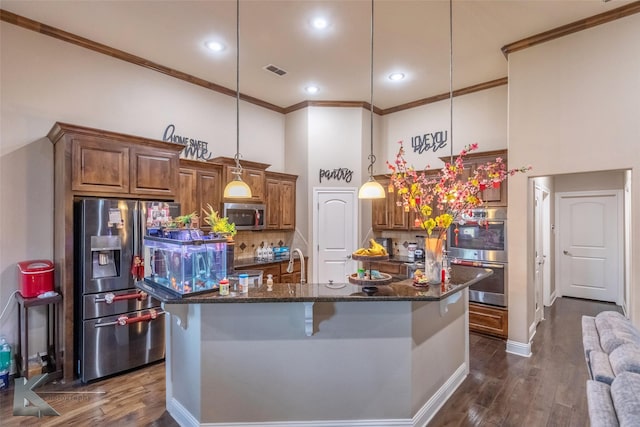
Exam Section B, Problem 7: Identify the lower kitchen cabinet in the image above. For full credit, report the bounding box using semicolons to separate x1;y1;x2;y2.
469;302;508;339
260;264;281;283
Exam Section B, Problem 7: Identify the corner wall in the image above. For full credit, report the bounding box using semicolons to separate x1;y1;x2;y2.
508;14;640;343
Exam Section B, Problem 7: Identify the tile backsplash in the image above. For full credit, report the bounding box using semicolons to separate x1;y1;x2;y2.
233;230;295;261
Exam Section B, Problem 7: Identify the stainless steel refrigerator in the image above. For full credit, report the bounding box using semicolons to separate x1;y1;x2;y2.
74;198;180;383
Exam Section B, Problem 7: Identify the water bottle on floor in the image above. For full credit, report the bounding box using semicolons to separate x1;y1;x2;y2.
0;337;11;390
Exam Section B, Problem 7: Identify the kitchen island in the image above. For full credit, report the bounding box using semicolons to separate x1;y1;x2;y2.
139;266;491;427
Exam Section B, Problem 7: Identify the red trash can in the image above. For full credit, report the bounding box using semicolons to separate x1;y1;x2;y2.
17;260;54;298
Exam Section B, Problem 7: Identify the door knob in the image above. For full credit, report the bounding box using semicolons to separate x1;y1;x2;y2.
346;254;352;259
563;250;570;255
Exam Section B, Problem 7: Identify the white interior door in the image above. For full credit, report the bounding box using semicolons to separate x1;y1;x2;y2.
557;191;623;303
313;188;357;284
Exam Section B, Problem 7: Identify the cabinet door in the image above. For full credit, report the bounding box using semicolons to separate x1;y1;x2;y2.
130;147;178;197
280;179;296;230
72;138;130;193
265;178;281;229
465;150;508;207
198;169;222;233
390;189;409;230
178;168;197;217
372;179;390;230
224;167;264;202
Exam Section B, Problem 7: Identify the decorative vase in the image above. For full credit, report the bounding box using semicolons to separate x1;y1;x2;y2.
418;236;445;286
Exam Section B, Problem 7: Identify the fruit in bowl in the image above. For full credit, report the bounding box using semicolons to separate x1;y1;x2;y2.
353;239;388;257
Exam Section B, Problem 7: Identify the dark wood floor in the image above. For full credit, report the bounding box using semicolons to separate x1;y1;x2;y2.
0;297;619;426
428;296;620;427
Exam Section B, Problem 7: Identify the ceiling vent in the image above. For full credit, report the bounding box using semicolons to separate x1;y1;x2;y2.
263;64;288;77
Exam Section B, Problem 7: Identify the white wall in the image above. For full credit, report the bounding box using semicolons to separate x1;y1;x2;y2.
0;23;285;354
508;14;640;343
382;85;508;172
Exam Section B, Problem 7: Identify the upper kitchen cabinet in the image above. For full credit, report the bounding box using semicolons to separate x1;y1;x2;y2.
373;170;447;232
178;160;223;232
440;149;508;207
372;176;408;231
265;171;297;230
211;157;269;203
58;123;182;198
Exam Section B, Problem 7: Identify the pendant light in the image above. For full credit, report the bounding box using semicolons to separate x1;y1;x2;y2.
358;0;386;200
223;0;252;199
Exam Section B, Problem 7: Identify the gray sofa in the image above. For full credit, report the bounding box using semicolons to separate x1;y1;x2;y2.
582;311;640;426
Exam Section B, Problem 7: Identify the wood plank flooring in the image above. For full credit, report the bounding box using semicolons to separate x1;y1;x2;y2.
0;297;619;426
428;296;621;427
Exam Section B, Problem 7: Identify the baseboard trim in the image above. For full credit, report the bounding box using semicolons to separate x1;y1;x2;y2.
412;363;468;427
166;364;468;427
549;291;557;306
529;322;537;343
167;397;199;427
506;339;532;358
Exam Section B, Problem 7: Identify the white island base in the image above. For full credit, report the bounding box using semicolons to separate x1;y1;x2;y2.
163;292;469;427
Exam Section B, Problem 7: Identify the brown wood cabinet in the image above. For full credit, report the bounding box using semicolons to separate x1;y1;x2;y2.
260;264;281;283
469;302;508;339
70;135;179;197
211;157;269;203
49;122;183;382
440;149;508;207
372;177;408;231
265;171;297;230
367;261;406;276
178;160;223;232
279;258;307;284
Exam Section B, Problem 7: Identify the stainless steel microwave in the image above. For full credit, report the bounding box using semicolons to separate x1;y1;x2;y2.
223;203;266;231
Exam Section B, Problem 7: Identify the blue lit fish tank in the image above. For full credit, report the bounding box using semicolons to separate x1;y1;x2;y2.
143;233;227;297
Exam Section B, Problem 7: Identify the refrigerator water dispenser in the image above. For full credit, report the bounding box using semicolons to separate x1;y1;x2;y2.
90;235;121;279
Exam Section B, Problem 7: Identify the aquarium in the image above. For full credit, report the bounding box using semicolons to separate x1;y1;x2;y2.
143;234;227;297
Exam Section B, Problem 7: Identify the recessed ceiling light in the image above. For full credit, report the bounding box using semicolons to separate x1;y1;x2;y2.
312;17;329;29
305;85;320;94
388;72;405;81
205;41;225;52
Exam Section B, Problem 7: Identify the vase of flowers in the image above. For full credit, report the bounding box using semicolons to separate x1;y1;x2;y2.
387;142;531;284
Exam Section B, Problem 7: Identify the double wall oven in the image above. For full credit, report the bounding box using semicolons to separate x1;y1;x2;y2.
447;207;508;307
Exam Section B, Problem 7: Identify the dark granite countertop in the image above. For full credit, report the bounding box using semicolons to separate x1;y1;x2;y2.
137;265;492;304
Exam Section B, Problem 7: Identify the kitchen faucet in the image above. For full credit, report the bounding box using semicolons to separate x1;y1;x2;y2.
287;248;306;284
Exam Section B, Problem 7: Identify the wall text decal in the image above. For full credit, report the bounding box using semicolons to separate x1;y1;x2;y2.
411;130;448;154
319;168;353;183
162;124;213;161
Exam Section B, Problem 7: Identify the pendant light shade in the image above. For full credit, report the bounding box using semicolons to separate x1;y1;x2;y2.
223;0;252;199
358;0;385;200
224;171;252;198
358;177;385;199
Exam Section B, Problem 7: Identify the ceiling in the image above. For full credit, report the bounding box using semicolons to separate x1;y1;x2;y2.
1;0;636;110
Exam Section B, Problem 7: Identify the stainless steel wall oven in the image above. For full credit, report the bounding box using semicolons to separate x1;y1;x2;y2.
448;208;508;307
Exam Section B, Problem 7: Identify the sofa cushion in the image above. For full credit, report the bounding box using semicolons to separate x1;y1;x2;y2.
587;380;619;427
610;343;640;377
595;313;640;354
611;371;640;427
590;350;616;385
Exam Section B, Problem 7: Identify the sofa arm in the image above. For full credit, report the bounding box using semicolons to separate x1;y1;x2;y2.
583;315;604;358
587;380;619;427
